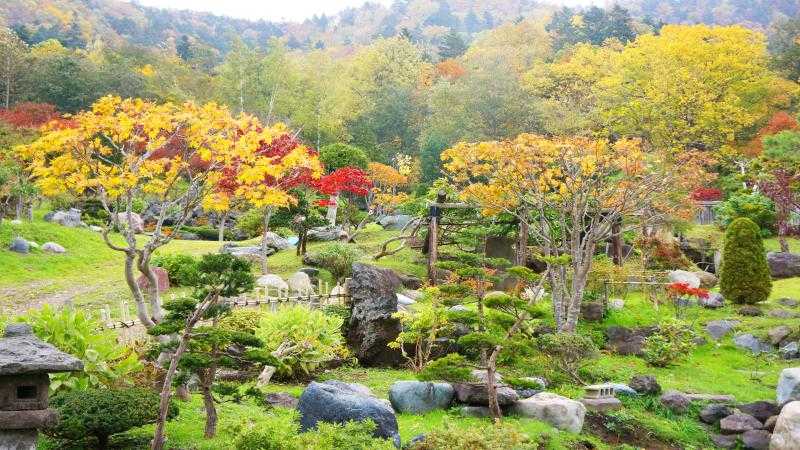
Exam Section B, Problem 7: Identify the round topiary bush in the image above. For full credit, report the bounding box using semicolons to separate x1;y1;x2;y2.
319;143;369;171
48;388;179;450
719;217;772;305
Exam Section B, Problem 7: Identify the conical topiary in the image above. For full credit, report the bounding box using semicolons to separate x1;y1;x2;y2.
719;217;772;304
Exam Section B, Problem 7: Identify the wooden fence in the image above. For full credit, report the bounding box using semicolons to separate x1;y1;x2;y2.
93;278;350;331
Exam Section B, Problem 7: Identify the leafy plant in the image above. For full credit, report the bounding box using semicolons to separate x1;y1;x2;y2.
22;305;141;392
719;217;772;304
48;388;178;450
714;192;776;236
409;421;537;450
537;333;599;384
255;305;347;380
642;319;694;367
308;242;363;282
152;253;199;286
389;288;453;372
219;308;264;335
417;353;474;382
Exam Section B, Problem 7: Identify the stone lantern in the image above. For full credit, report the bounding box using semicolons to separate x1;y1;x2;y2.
0;323;83;449
581;383;622;412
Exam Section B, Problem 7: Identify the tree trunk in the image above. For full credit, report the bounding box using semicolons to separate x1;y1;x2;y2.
176;384;190;402
124;252;156;329
14;196;22;221
261;209;273;275
218;211;227;244
486;349;502;420
326;194;338;226
138;252;164;323
200;366;218;438
515;213;529;266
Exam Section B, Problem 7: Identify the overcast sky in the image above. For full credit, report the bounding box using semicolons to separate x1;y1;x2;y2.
130;0;598;22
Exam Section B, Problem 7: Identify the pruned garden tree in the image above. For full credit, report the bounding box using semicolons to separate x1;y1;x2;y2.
150;253;255;450
442;134;694;333
18;96;240;329
760;129;800;253
315;166;373;240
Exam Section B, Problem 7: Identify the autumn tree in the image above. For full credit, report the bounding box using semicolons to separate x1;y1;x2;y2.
367;162;408;215
760;130;800;252
315;167;372;238
443;134;690;332
0;27;27;109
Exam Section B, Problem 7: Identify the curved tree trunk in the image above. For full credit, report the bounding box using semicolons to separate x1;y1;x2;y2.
200;365;218;438
261;208;273;275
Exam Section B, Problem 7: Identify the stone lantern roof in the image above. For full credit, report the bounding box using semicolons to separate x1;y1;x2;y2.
0;324;83;375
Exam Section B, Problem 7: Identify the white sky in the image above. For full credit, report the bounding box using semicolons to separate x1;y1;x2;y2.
129;0;599;22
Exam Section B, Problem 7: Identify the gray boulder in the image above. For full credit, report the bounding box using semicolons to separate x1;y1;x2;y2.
114;212;144;233
263;232;292;250
453;383;518;406
388;381;454;414
738;401;780;423
346;263;403;366
48;208;84;227
629;375;661;395
668;270;701;288
378;215;414;231
509;392;586;433
221;244;269;263
660;390;690;413
605;326;658;356
720;413;763;434
287;271;314;294
777;368;800;404
780;342;800;360
700;404;734;425
706;320;739;340
9;238;29;254
41;242;65;254
608;383;638;396
769;309;798;319
733;334;772;355
265;392;298;409
256;274;288;291
769;326;793;346
767;252;800;279
711;434;738;449
700;292;725;309
693;270;718;289
307;225;347;242
741;430;771;450
298;381;399;447
771;401;800;450
778;298;799;308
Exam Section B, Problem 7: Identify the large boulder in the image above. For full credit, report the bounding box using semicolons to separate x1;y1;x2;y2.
262;232;292;251
668;270;701;288
256;274;288;291
660;390;690;413
771;401;800;450
453;383;518;407
738;401;780;423
700;404;734;425
48;208;84;227
581;302;605;322
720;413;762;434
733;334;773;355
767;252;800;279
221;244;270;263
287;271;314;294
136;267;170;293
629;375;661;395
378;215;414;231
307;225;347;242
298;381;400;447
693;271;718;289
509;392;586;433
700;292;725;309
41;242;66;254
769;326;793;347
114;212;144;234
388;381;454;414
706;320;739;341
777;368;800;405
741;430;771;450
605;326;658;356
781;342;800;360
9;238;29;254
346;263;403;366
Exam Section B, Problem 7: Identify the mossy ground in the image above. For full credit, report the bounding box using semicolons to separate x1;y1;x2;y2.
5;216;800;448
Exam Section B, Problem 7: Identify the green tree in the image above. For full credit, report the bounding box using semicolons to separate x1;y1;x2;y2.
438;30;467;59
719;217;772;305
319;143;369;172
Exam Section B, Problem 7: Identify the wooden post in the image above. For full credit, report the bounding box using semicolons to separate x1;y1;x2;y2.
427;190;447;286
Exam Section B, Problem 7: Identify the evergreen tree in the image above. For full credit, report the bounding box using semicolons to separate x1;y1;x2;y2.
719;218;772;305
177;35;192;61
438;30;467;59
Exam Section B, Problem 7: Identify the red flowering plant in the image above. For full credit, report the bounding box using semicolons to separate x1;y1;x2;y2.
313;166;373;236
690;188;722;201
666;281;710;319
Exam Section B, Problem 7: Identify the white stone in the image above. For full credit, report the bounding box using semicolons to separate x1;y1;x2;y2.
509;392;586;433
114;212;144;233
778;368;800;405
609;298;625;310
668;270;701;289
771;401;800;450
287;271;314;294
89;225;103;232
41;242;66;254
256;274;288;291
471;369;502;383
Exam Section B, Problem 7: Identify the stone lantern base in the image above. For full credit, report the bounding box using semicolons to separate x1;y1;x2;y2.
0;429;37;450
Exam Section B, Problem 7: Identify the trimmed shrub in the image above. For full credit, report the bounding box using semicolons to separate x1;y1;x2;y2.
719;217;772;305
256;305;347;380
537;333;599;383
151;253;199;286
714;192;776;237
48;388;178;450
308;242;362;282
320;143;369;171
642;319;694;367
409;421;537;450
